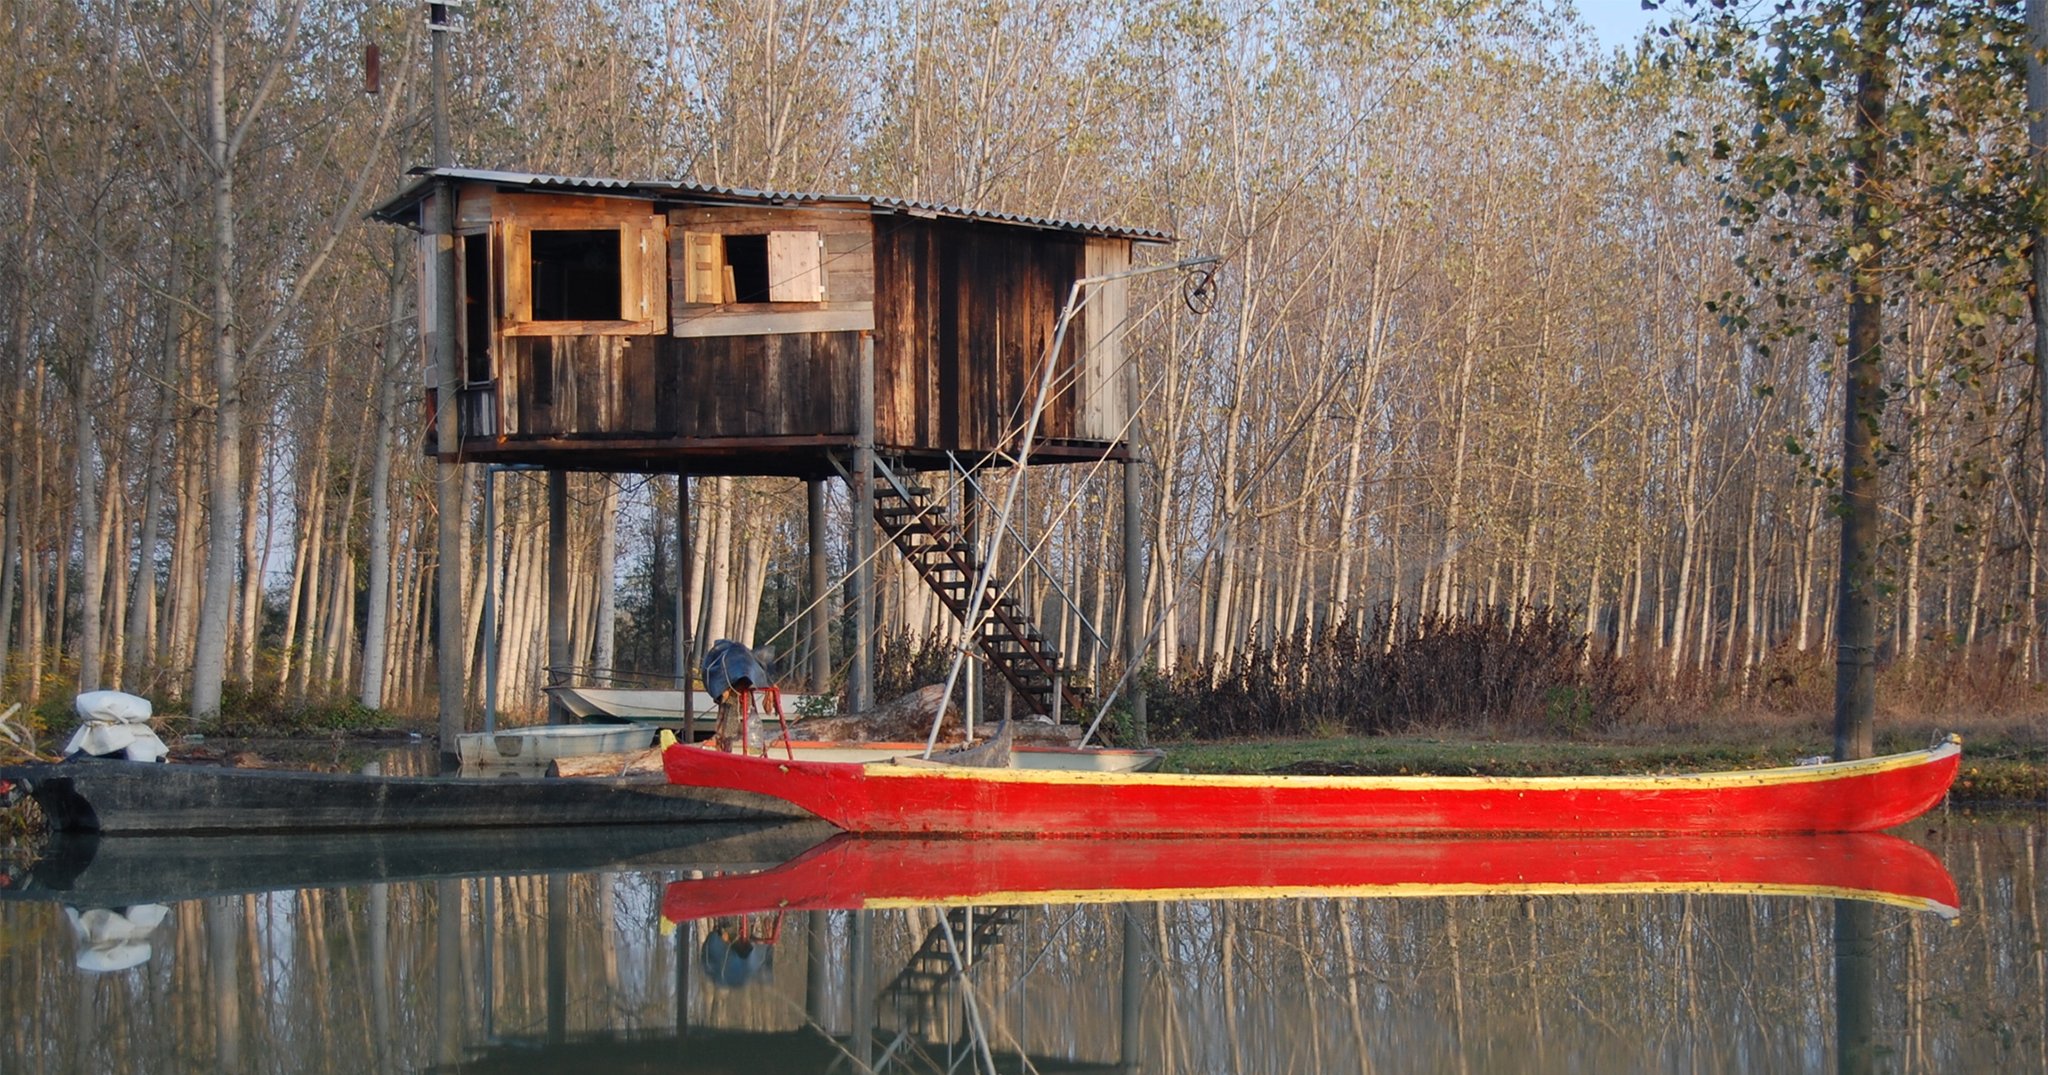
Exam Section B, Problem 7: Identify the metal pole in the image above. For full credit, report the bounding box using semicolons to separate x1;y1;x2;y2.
808;479;831;694
850;335;876;713
962;478;980;737
547;471;570;724
483;467;497;733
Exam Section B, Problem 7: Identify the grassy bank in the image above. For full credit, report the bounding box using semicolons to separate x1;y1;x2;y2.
1160;723;2048;806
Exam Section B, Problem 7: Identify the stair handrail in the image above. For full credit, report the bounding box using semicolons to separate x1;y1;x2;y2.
866;452;1067;716
919;275;1094;757
923;256;1222;755
942;451;1112;666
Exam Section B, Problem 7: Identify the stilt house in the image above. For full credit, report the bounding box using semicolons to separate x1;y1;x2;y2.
373;168;1171;721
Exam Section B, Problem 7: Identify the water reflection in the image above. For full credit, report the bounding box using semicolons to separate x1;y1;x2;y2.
1;818;2041;1073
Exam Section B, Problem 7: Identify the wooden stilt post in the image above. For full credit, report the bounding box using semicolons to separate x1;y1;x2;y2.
546;470;570;724
807;479;831;694
428;3;464;770
430;188;464;769
675;472;694;692
1124;455;1148;744
483;466;498;732
850;334;876;713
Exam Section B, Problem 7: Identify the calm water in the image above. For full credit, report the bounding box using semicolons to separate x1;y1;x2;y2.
1;813;2042;1074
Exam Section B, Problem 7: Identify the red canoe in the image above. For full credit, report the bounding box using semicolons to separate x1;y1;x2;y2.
659;831;1962;922
661;736;1962;836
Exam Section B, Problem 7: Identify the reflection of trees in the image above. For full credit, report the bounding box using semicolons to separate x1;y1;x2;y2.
0;824;2041;1072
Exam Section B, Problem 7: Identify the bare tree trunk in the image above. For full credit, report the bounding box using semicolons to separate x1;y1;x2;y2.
74;243;107;693
125;362;171;685
192;7;245;720
2030;0;2048;677
0;164;36;691
705;477;733;645
1834;0;1893;761
360;242;407;709
235;433;268;683
321;433;368;688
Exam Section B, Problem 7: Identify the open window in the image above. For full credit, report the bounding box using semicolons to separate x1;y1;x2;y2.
461;232;493;383
681;230;824;305
499;205;666;337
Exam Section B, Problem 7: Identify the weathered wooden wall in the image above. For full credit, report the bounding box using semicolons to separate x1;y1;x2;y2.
873;218;1090;454
459;189;1130;464
499;332;859;441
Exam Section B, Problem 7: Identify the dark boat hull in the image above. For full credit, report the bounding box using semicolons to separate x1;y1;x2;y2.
4;760;812;835
0;821;836;906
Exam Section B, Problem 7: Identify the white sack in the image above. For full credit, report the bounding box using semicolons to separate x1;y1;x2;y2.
64;689;169;761
74;690;152;724
66;904;169;973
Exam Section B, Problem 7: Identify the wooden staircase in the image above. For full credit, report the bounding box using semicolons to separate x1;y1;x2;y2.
880;907;1021;1035
869;458;1087;719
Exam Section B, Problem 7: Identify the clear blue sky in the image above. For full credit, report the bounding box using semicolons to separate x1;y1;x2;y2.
1573;0;1663;51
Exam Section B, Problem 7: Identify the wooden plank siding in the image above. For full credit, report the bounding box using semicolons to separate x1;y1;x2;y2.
667;205;875;339
873;218;1094;455
503;332;858;441
446;184;1127;469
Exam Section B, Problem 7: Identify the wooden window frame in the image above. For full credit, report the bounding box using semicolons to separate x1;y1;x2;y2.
499;206;667;338
680;228;826;307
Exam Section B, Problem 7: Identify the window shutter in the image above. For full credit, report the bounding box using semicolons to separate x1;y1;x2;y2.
502;224;533;323
638;217;667;331
683;231;725;305
767;230;824;302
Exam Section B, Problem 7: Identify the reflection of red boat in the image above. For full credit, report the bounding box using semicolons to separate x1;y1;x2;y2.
660;832;1962;922
661;737;1962;836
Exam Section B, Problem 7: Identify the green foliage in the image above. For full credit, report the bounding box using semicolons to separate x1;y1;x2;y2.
792;692;838;718
185;681;400;737
1659;0;2030;453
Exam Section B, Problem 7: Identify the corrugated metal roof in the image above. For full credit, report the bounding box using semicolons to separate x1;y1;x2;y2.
371;167;1174;242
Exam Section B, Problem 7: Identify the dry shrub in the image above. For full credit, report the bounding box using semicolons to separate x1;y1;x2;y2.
1147;603;1638;740
872;628;958;703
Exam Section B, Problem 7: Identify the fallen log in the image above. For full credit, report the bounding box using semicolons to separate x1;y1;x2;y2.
547;747;664;779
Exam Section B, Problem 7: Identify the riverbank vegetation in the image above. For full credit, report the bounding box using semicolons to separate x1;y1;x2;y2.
0;0;2039;748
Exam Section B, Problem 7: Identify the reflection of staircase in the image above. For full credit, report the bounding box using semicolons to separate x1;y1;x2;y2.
881;907;1020;1035
868;458;1086;719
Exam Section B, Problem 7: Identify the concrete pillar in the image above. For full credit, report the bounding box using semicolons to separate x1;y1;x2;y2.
547;471;570;724
808;479;832;694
